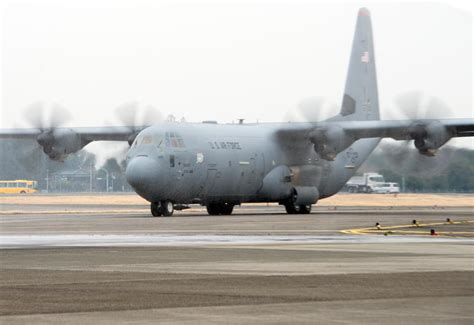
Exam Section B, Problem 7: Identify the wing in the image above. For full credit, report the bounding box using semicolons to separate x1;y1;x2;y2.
0;126;146;160
331;119;474;139
0;126;141;141
276;118;474;160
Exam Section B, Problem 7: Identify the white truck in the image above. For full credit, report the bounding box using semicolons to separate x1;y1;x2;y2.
345;173;386;193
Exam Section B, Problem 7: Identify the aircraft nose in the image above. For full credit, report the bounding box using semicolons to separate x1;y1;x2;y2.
126;156;162;197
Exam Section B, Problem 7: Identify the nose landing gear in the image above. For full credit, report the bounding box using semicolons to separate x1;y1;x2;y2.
150;200;174;217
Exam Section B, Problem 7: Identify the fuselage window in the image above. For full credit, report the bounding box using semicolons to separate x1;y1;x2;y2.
171;137;179;147
170;155;175;168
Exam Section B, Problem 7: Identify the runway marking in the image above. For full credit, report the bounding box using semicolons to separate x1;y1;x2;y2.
0;234;469;249
341;220;474;237
0;208;283;215
0;210;150;215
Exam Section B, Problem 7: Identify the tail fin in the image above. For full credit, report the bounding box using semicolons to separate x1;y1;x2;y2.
339;8;380;121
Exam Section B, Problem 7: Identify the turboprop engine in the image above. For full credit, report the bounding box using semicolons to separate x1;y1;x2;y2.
309;126;354;161
409;121;452;156
37;129;89;161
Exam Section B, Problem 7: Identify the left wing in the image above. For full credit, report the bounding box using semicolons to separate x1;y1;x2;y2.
276;118;474;160
0;126;145;160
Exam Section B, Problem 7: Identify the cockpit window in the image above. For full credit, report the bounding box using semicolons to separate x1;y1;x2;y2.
165;132;186;148
141;136;153;145
133;133;165;147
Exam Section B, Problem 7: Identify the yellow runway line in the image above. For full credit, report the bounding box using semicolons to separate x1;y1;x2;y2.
341;221;474;237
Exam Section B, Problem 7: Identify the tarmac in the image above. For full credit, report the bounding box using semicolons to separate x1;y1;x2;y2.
0;194;473;324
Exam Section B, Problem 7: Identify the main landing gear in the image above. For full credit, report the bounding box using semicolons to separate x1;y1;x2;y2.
284;203;312;214
283;191;313;215
150;200;174;217
206;202;234;216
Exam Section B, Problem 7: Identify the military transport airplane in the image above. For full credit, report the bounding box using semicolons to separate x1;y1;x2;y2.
1;8;473;216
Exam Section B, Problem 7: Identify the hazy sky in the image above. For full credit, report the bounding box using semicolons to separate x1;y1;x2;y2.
1;0;473;147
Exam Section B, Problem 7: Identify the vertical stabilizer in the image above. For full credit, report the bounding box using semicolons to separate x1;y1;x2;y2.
340;8;380;121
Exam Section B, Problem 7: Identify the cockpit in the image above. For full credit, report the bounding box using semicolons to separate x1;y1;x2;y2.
131;131;186;149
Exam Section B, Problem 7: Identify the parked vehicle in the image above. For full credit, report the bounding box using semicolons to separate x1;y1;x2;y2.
345;173;385;193
373;182;400;194
0;180;38;194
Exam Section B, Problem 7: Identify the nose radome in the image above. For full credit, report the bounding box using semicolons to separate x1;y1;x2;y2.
126;156;162;194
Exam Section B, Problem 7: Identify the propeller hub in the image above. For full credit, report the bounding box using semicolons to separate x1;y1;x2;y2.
37;131;54;146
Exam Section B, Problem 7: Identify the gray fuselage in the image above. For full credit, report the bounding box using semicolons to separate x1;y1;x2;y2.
125;121;379;205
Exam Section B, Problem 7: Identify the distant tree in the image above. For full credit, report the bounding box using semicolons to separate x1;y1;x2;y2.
363;145;474;193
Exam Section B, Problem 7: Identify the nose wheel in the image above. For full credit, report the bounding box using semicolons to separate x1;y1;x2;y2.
150;200;174;217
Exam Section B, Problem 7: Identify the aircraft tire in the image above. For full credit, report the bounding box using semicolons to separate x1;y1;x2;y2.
220;203;234;215
161;200;174;216
206;203;234;215
299;204;312;214
285;203;312;214
150;202;162;217
284;202;299;214
206;203;221;216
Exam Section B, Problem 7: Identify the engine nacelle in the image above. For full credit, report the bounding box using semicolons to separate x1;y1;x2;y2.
309;126;354;161
37;129;88;161
409;121;452;156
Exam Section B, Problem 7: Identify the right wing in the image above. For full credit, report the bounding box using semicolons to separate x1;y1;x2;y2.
275;118;474;160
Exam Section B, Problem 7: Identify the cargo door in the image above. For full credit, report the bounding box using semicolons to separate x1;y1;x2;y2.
201;168;217;196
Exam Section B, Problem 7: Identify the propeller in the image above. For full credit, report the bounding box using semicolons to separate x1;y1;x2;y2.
114;101;163;129
8;102;73;179
284;96;339;123
280;97;340;165
23;101;72;131
19;102;73;158
84;102;165;170
380;91;454;178
113;101;164;145
386;91;453;120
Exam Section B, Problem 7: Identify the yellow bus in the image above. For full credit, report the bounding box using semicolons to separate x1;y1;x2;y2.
0;180;38;194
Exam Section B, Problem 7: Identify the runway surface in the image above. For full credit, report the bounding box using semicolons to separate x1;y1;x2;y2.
0;197;473;324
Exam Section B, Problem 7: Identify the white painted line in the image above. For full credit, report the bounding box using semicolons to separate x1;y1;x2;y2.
0;234;470;248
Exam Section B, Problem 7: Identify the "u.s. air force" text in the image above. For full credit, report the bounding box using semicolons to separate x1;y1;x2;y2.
208;141;242;150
